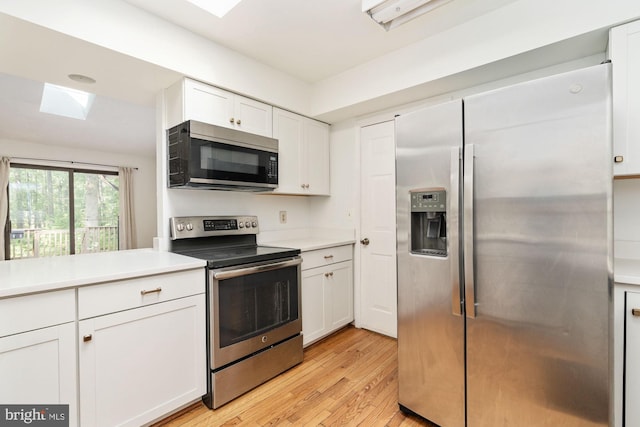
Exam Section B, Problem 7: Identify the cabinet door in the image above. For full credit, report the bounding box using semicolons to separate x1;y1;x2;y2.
234;95;273;137
626;291;640;426
79;295;206;427
610;20;640;176
304;119;330;195
0;323;77;427
273;108;304;194
327;261;354;330
184;79;235;129
301;268;327;346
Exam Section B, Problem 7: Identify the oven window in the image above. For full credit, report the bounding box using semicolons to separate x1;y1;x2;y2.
200;145;259;175
217;265;299;348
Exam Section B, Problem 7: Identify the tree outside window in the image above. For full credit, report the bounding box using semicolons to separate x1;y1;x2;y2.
7;165;119;259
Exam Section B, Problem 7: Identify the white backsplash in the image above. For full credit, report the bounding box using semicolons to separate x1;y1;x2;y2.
614;178;640;259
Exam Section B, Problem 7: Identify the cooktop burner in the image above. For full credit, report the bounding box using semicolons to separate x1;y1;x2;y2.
173;244;300;269
169;215;300;268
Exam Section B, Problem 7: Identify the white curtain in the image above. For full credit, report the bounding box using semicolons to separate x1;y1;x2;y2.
0;157;9;260
118;167;137;250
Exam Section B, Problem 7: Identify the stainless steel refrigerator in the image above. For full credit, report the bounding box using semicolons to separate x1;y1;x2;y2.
396;63;612;427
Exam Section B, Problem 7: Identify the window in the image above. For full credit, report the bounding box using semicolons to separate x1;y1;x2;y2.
7;164;119;259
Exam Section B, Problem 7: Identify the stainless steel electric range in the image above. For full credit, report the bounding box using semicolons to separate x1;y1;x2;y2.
169;215;303;409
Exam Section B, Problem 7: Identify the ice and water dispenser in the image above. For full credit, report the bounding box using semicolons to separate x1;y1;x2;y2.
410;188;447;257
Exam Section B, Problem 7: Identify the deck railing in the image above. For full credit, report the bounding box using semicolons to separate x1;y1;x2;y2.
10;226;119;259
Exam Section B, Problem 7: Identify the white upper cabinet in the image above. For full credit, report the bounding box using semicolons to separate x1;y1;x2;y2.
609;20;640;176
166;78;273;137
272;108;330;196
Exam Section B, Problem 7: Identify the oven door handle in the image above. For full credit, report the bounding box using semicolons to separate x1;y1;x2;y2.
212;256;302;280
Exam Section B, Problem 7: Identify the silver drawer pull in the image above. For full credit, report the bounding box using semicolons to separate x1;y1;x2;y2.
632;308;640;317
140;287;162;296
83;334;92;342
324;255;334;260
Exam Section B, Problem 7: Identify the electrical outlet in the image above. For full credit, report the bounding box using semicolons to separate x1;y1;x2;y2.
279;211;287;224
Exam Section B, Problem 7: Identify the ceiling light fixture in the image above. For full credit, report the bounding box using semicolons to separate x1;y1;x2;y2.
68;74;96;84
40;83;96;120
363;0;453;31
185;0;243;18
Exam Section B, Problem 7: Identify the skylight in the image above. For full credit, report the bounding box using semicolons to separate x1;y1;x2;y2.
40;83;96;120
185;0;243;17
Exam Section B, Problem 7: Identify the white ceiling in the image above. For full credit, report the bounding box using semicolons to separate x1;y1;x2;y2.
0;0;520;157
124;0;518;83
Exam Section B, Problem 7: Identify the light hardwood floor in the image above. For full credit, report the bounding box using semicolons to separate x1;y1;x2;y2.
155;326;435;426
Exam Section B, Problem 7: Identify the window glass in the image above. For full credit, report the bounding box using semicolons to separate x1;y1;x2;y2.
8;166;119;259
74;172;119;254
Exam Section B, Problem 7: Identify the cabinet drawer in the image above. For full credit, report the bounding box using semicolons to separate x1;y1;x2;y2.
0;289;75;337
302;245;352;270
79;268;205;319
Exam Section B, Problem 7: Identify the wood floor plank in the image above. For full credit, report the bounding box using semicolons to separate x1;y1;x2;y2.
154;326;436;427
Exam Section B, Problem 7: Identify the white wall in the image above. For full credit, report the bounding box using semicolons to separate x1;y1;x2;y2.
310;0;640;122
614;179;640;258
309;120;359;229
0;138;157;248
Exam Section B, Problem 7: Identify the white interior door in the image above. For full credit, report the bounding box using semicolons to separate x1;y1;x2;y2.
359;121;397;338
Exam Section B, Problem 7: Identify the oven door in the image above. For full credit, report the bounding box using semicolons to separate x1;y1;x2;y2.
189;137;278;190
209;256;302;368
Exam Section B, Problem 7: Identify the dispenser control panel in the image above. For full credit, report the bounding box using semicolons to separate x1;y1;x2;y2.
411;190;446;212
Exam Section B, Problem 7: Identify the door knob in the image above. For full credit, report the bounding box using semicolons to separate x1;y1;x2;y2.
360;238;370;246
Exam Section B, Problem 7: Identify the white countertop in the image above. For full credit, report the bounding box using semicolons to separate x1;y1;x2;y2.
615;258;640;286
258;227;356;252
0;249;206;299
265;237;356;252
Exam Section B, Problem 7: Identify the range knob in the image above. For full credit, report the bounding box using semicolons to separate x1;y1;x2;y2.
239;222;245;228
252;221;258;228
245;221;251;228
186;223;193;231
176;223;185;232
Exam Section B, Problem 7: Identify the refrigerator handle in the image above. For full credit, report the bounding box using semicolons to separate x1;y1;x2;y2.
450;146;462;316
464;144;476;318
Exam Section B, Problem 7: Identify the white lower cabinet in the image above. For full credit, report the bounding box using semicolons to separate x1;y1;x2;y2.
626;291;640;426
0;289;77;426
301;245;353;346
0;323;77;426
79;294;206;427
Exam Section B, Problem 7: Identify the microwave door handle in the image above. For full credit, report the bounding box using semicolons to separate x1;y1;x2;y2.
212;257;302;280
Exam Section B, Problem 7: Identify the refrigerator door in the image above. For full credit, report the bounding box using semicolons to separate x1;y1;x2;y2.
464;64;612;426
396;99;464;427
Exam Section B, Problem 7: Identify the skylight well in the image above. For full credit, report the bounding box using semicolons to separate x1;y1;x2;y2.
40;83;96;120
185;0;243;18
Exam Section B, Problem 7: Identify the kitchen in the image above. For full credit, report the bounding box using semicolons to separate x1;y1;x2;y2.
2;0;640;426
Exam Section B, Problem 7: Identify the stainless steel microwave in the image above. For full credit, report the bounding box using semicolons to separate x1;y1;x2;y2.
167;120;278;191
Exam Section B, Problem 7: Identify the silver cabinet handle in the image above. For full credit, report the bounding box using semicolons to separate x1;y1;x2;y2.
83;334;92;342
229;117;235;124
360;238;370;246
464;144;476;318
237;119;241;125
140;287;162;296
450;146;462;316
632;308;640;317
324;272;334;278
614;155;624;163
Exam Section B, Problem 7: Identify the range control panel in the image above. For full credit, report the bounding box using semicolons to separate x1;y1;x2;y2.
411;190;446;213
170;216;258;240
